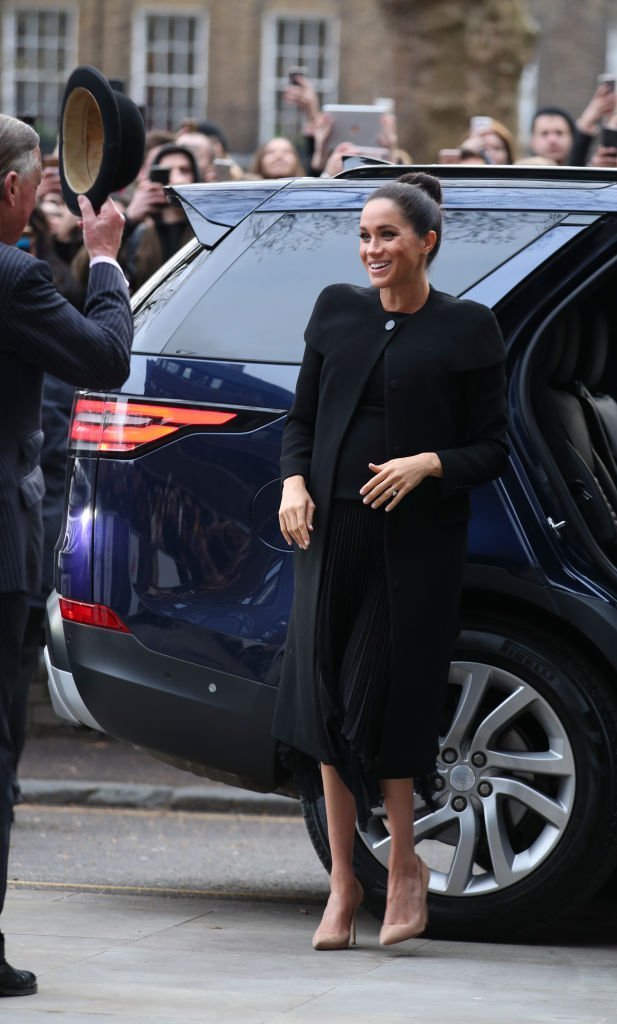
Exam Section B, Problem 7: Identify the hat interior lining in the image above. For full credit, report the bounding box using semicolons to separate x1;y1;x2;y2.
62;87;104;193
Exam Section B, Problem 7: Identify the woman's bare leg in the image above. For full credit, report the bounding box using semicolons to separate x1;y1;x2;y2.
381;777;426;927
316;764;361;935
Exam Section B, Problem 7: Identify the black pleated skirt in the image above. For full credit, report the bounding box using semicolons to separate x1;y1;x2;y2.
314;499;395;830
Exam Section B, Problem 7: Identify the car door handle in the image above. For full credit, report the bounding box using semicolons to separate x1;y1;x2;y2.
547;517;567;533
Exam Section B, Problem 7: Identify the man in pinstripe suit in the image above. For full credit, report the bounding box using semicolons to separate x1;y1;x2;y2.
0;114;133;996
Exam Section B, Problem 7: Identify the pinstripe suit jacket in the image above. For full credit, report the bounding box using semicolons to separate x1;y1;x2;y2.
0;243;133;594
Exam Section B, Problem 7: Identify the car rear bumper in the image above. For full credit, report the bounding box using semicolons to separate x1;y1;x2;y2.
44;589;280;792
44;644;104;730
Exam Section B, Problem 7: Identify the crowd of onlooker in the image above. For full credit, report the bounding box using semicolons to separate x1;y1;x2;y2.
21;72;617;304
443;79;617;169
21;72;617;306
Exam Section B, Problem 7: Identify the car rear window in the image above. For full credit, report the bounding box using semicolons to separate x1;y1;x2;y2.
152;208;563;363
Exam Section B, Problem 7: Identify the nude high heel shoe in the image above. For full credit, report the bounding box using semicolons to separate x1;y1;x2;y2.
312;881;364;950
379;856;430;947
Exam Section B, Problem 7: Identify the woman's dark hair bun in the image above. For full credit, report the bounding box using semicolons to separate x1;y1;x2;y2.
398;171;442;205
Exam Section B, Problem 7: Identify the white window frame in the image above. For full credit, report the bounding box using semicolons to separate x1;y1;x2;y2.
259;10;340;144
2;4;78;130
518;58;539;148
131;7;209;131
605;23;617;76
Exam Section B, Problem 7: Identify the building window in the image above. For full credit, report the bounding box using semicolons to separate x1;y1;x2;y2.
1;6;76;136
132;10;208;131
260;14;339;144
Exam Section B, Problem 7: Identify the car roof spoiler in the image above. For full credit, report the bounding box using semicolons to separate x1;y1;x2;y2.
168;165;617;245
167;180;289;247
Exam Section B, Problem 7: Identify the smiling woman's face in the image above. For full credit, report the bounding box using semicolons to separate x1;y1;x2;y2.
260;138;299;178
359;198;434;289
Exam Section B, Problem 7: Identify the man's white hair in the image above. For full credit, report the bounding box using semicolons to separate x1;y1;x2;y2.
0;114;40;193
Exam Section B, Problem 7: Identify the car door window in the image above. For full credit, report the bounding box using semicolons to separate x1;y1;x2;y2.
156;209;565;363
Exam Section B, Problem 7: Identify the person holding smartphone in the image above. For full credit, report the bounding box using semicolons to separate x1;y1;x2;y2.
462;118;516;164
588;123;617;169
284;68;322;174
119;143;199;292
569;77;616;166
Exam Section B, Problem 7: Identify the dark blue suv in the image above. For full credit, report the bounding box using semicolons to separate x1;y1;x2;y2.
46;166;617;939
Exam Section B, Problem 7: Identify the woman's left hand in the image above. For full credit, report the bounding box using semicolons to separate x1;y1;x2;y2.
360;454;443;511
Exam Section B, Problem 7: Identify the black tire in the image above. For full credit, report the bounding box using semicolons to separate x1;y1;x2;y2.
300;616;617;941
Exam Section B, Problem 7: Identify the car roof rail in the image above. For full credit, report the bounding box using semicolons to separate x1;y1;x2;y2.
340;154;395;172
335;162;617;183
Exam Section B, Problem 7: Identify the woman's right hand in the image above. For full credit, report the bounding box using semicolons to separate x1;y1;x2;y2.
279;476;316;549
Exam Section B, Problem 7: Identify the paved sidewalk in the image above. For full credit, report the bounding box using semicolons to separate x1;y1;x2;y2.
3;887;617;1023
19;731;299;815
10;732;617;1022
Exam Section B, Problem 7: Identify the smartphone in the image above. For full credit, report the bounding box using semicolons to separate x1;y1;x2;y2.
598;73;616;93
470;115;493;135
149;165;170;186
213;158;234;182
601;125;617;148
288;65;308;85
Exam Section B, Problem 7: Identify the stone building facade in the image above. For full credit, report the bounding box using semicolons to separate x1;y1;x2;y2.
0;0;392;154
0;0;616;161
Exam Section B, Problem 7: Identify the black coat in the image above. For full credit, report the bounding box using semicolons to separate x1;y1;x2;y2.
272;283;509;775
0;244;133;594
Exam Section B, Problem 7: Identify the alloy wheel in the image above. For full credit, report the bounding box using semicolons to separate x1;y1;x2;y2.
358;661;576;896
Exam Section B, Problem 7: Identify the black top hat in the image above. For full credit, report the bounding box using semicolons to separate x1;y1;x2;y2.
59;65;145;215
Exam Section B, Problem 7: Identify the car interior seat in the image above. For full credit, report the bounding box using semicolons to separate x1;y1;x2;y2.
574;306;617;468
533;309;617;554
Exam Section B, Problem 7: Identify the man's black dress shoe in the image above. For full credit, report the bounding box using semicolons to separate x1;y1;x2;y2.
0;935;37;997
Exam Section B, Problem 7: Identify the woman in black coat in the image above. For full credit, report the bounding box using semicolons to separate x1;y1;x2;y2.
275;172;509;950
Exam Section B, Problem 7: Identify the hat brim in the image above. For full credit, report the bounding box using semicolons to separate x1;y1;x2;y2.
59;65;144;215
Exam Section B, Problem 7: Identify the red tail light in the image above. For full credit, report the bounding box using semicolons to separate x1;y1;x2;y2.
59;597;130;633
70;396;238;453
